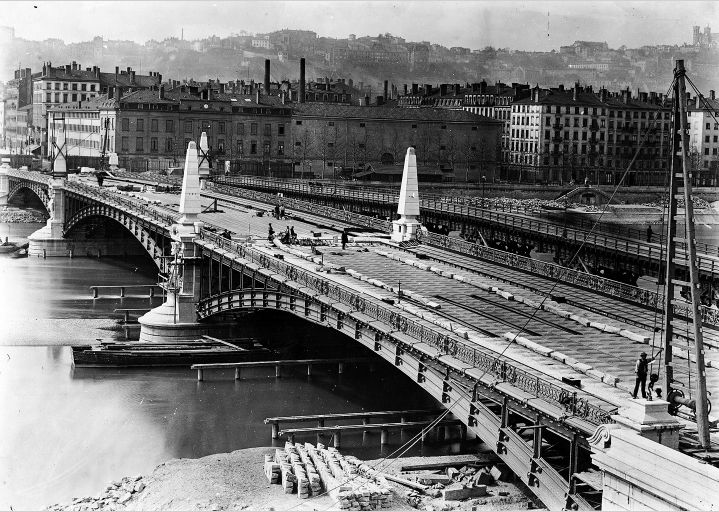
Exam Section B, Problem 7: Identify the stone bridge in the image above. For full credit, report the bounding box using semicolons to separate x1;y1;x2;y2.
2;146;718;510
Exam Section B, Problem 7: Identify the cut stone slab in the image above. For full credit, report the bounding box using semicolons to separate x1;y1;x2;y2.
442;484;487;500
417;474;452;485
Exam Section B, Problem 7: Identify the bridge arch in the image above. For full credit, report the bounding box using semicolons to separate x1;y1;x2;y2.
556;186;613;205
7;181;51;215
63;204;169;270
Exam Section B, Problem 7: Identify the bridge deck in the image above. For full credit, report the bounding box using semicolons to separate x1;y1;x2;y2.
69;174;719;421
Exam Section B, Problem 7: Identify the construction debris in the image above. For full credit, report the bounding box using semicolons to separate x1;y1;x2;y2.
263;442;393;509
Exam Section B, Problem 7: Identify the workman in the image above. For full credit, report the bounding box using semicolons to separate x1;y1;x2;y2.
633;349;663;399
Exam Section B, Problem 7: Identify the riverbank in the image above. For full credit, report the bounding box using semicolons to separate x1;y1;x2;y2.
45;447;536;511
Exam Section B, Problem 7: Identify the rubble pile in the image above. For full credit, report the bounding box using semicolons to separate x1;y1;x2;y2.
263;442;393;510
0;207;47;223
45;475;147;511
400;463;516;510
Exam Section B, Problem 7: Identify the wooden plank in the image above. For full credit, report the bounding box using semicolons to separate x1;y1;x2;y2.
279;419;462;435
400;456;500;472
191;357;373;369
264;409;445;424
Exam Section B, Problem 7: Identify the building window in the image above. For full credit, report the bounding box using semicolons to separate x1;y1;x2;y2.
217;139;225;153
166;120;174;132
71;93;77;102
295;141;301;146
250;141;257;154
328;142;334;148
62;93;68;102
278;124;285;136
251;123;258;135
136;137;144;151
360;123;366;128
218;122;225;134
90;84;95;92
296;120;302;125
122;118;129;131
328;121;334;126
441;125;447;129
237;123;244;135
137;119;144;131
358;143;365;149
263;142;271;154
72;83;77;91
150;137;158;152
81;84;87;91
184;121;192;133
151;119;158;132
166;138;174;152
278;142;284;155
121;137;128;151
237;140;244;155
263;124;271;136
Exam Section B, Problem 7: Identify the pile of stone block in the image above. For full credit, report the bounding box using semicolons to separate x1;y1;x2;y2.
263;453;280;484
264;442;393;509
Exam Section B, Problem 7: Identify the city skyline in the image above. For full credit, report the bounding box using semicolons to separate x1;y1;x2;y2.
3;1;718;51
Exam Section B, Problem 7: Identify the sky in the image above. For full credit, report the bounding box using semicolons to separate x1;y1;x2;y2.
3;1;718;51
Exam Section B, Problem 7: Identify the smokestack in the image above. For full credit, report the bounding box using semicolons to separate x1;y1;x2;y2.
711;90;716;101
383;80;388;101
299;58;306;103
264;59;271;94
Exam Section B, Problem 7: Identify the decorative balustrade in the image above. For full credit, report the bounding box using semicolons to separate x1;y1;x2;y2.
197;228;617;425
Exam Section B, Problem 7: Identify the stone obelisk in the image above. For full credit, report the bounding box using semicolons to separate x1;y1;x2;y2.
391;147;423;242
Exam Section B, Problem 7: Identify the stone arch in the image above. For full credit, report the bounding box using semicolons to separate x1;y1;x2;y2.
63;204;169;270
556;186;613;205
7;182;51;215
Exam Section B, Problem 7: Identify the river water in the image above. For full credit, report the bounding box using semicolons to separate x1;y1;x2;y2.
0;222;444;510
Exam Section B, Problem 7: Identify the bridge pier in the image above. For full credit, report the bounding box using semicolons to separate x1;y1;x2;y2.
139;140;208;343
0;162;9;206
28;177;68;257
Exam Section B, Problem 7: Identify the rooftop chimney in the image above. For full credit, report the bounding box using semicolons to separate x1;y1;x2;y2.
108;87;114;100
384;80;389;101
130;70;136;84
424;84;432;96
480;80;487;94
412;83;418;95
711;90;716;101
264;59;271;95
65;64;71;74
600;88;607;102
404;84;408;96
440;84;447;96
454;83;461;96
299;58;306;103
115;86;122;100
256;89;260;104
573;82;579;101
364;95;370;106
159;85;165;100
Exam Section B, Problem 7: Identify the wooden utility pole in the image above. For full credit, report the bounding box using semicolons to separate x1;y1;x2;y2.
663;59;711;448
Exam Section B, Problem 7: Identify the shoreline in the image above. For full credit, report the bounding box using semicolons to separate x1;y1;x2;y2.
45;447;536;511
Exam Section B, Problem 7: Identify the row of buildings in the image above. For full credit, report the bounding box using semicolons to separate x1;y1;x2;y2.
3;56;719;185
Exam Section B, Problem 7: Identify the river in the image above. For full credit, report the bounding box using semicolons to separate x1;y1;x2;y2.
0;222;444;510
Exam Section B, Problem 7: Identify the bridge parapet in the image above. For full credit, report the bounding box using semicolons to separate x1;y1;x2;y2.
197;229;618;427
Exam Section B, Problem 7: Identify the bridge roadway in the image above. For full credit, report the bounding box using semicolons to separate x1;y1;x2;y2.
12;170;719;508
72;174;719;411
218;175;719;284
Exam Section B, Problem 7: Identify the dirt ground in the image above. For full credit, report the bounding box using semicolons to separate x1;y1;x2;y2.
48;447;539;511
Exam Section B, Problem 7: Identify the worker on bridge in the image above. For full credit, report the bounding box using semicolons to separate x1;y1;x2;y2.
633;349;663;399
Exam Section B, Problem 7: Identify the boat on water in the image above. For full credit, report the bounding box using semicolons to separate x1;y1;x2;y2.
71;337;272;367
